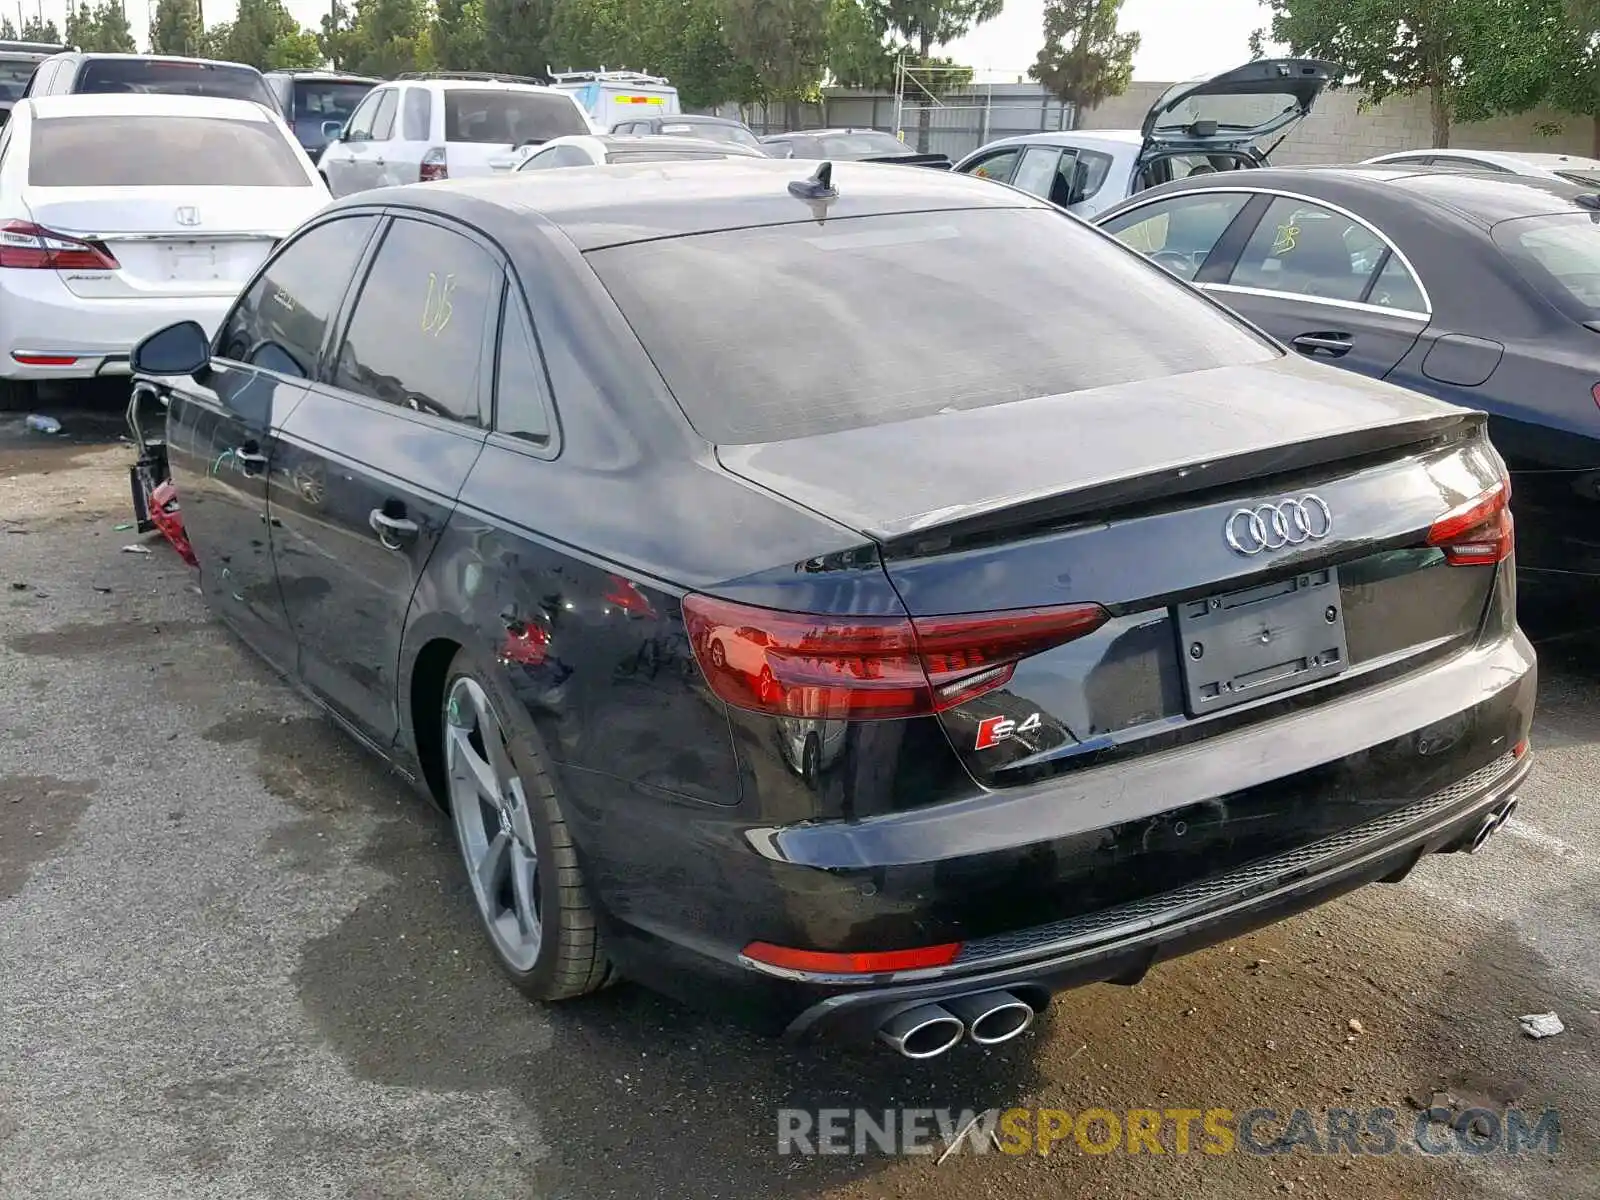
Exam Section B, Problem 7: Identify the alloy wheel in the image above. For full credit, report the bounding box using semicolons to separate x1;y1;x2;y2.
445;676;542;971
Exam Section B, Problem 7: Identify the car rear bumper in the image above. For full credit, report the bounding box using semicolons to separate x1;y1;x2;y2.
0;272;232;380
586;629;1535;1041
781;746;1529;1042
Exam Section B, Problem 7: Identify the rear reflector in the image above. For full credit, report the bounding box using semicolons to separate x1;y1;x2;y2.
11;353;78;366
742;940;962;974
682;594;1108;720
1513;737;1529;758
1592;382;1600;410
0;220;118;271
1426;480;1513;566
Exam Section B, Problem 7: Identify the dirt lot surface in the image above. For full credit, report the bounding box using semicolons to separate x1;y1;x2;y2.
1;413;1595;1199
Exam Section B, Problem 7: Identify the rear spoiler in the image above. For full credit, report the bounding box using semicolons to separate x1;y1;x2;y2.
861;153;952;169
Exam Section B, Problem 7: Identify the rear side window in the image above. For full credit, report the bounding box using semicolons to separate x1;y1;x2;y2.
589;208;1276;445
75;58;273;108
444;89;587;145
1227;196;1385;302
494;290;552;443
28;115;309;187
1494;212;1600;319
333;218;500;424
0;55;38;101
217;215;377;375
402;87;431;140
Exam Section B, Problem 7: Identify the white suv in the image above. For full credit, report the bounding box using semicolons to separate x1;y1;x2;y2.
316;72;591;197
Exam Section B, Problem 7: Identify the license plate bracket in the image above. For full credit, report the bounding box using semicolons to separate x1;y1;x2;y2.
162;241;220;281
1176;568;1348;716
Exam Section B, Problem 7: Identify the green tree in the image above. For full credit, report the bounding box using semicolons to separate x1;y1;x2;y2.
873;0;1001;148
1030;0;1139;121
66;2;136;53
328;0;432;76
268;27;326;68
826;0;897;86
213;0;305;68
150;0;204;57
549;0;757;108
433;0;489;71
720;0;829;129
21;15;62;42
1451;0;1600;155
0;17;15;39
1253;0;1523;147
482;0;557;75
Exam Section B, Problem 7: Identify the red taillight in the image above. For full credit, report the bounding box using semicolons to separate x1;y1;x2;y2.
742;940;962;975
1427;479;1514;566
420;148;448;182
1592;382;1600;410
681;594;1109;720
0;220;118;270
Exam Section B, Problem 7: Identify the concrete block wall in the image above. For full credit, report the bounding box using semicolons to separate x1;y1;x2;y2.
1076;81;1597;163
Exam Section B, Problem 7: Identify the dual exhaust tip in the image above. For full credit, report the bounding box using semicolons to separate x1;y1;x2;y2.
877;990;1036;1059
1456;794;1519;854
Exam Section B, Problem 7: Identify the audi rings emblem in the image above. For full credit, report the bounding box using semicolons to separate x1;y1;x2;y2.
1225;495;1333;556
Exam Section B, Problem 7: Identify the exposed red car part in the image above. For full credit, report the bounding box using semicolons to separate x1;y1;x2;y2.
127;380;197;567
147;478;196;567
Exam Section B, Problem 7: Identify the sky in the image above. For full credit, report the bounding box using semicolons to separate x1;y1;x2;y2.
13;0;1270;86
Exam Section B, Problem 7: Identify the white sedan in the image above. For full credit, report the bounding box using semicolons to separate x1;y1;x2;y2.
1362;147;1600;187
0;92;329;407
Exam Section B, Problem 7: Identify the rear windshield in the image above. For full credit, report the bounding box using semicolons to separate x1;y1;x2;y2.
444;89;588;145
76;58;275;108
0;55;40;102
29;115;310;187
589;208;1277;444
663;121;761;150
1493;212;1600;319
294;79;370;124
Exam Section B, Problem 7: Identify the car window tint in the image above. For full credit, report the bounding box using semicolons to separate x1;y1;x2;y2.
28;115;309;187
444;89;588;145
75;58;274;107
344;90;379;138
333;218;497;423
217;215;377;375
1493;213;1600;319
369;87;397;140
1368;253;1427;312
962;147;1020;182
1228;197;1384;302
402;87;431;140
589;207;1276;445
1075;150;1114;201
518;144;590;170
1102;193;1252;280
495;289;551;442
1011;146;1061;198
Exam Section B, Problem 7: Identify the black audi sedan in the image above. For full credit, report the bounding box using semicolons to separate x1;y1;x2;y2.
1096;167;1600;626
129;159;1534;1057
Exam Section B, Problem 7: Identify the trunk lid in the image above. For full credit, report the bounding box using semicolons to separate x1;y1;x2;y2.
717;357;1504;788
1140;57;1340;156
22;186;306;299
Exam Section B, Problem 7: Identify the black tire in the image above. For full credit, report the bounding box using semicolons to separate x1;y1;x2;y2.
441;645;612;1001
0;378;37;413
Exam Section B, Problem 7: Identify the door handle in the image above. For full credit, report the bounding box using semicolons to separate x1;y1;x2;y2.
373;158;385;167
369;507;418;550
234;445;268;474
1292;333;1354;358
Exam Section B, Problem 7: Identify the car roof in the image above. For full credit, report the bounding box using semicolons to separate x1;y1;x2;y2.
356;157;1044;251
71;53;259;68
650;113;744;126
978;129;1145;152
24;92;276;121
272;70;378;83
414;77;567;93
765;128;901;138
1109;164;1597;228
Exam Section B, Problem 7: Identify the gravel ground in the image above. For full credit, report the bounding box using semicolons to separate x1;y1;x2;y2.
1;415;1595;1200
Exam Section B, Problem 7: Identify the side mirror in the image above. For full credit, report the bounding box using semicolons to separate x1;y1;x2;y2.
322;120;344;141
132;320;210;377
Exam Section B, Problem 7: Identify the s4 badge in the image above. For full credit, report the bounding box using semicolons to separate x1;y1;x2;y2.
974;712;1041;750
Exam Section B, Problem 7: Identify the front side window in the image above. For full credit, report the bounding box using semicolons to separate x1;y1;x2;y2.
333;218;499;423
1102;193;1252;280
28;114;309;187
1227;196;1387;302
342;90;381;140
962;147;1022;183
369;88;398;141
589;207;1276;445
217;216;378;375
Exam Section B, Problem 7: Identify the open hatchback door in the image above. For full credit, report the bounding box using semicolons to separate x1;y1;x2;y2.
1140;58;1341;160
